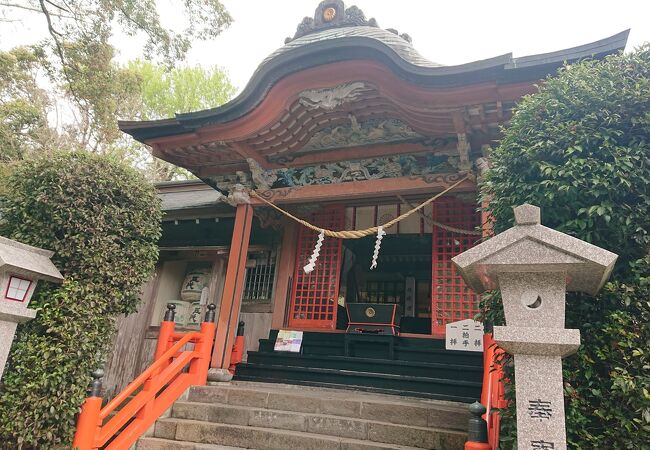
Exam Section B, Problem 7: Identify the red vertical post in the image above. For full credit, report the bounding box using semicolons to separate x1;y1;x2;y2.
72;370;104;450
211;203;253;369
189;305;217;384
154;304;177;362
139;304;176;424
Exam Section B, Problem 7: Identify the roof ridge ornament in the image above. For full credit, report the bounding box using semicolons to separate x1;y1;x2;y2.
286;0;383;43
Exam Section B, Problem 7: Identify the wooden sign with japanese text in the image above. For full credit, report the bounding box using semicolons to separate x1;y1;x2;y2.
445;319;483;352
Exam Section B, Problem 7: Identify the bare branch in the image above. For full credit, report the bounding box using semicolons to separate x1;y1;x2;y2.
38;0;84;112
0;2;71;18
37;0;63;36
44;0;70;13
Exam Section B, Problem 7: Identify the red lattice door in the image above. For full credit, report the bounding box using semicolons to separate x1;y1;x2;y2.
431;197;481;336
288;205;345;329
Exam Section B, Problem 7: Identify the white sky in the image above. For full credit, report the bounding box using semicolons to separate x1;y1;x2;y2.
1;0;649;94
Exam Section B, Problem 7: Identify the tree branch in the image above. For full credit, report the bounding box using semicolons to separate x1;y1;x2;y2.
0;2;72;18
38;0;84;114
44;0;70;13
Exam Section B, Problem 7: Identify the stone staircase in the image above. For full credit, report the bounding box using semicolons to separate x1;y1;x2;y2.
235;331;483;402
137;381;469;450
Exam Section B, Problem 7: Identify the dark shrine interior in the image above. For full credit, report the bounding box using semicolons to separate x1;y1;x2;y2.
339;234;433;334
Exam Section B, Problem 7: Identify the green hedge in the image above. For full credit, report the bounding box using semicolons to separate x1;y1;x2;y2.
480;45;650;448
0;150;162;449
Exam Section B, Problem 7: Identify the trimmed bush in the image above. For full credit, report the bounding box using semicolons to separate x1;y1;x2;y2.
0;150;162;449
480;45;650;449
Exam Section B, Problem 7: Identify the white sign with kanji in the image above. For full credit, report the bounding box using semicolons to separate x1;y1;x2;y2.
445;319;484;352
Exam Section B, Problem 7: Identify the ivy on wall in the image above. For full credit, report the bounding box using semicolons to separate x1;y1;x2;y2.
480;45;650;449
0;151;162;449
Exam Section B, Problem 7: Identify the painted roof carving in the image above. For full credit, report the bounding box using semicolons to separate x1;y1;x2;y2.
118;0;629;143
288;1;381;41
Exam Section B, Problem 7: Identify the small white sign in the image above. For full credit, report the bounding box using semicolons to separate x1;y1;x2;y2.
274;330;304;353
445;319;484;352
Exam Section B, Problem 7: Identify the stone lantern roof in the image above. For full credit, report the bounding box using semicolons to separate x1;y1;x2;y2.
0;236;63;283
452;204;617;296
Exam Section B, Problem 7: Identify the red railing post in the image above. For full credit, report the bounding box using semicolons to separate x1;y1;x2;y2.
228;321;246;375
72;303;218;450
139;304;177;423
72;370;104;450
464;402;490;450
155;304;177;362
188;304;217;384
479;332;506;450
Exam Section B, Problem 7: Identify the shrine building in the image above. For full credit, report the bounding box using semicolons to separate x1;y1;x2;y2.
108;1;628;402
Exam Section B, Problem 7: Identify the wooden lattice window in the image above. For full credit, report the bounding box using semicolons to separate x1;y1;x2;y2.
431;197;481;336
243;251;276;302
288;205;344;329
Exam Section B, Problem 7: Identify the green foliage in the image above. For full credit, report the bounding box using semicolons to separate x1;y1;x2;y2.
0;0;232;157
129;59;236;120
480;45;650;449
0;47;54;162
0;151;162;449
1;1;231;67
119;60;236;180
60;38;143;149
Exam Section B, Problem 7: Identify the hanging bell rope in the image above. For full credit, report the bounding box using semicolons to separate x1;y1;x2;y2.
249;173;472;239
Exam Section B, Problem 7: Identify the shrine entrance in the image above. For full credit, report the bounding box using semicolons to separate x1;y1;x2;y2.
286;197;480;335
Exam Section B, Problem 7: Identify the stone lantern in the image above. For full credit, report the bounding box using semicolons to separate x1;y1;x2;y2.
0;236;63;378
452;204;617;450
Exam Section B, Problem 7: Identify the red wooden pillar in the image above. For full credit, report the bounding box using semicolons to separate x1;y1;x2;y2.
211;203;253;369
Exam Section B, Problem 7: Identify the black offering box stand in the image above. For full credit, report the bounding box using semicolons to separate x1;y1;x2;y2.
345;303;399;359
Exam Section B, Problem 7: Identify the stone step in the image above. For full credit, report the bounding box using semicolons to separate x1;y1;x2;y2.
137;437;247;449
187;382;468;430
153;418;462;450
234;362;480;402
169;401;465;448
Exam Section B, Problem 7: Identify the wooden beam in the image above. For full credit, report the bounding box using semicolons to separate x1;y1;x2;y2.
228;142;276;169
250;174;476;205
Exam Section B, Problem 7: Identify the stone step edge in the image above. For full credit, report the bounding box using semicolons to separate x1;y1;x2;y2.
192;383;469;411
237;362;483;387
137;437;247;450
155;418;428;450
224;377;478;404
172;400;465;433
248;351;483;370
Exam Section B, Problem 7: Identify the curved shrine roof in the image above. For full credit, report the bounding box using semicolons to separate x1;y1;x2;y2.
119;1;629;143
260;26;442;70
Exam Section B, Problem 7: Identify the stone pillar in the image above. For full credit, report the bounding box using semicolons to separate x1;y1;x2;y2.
0;303;36;376
452;204;617;450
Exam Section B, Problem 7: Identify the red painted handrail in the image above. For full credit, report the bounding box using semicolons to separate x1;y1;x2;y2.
481;332;507;449
72;305;217;450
